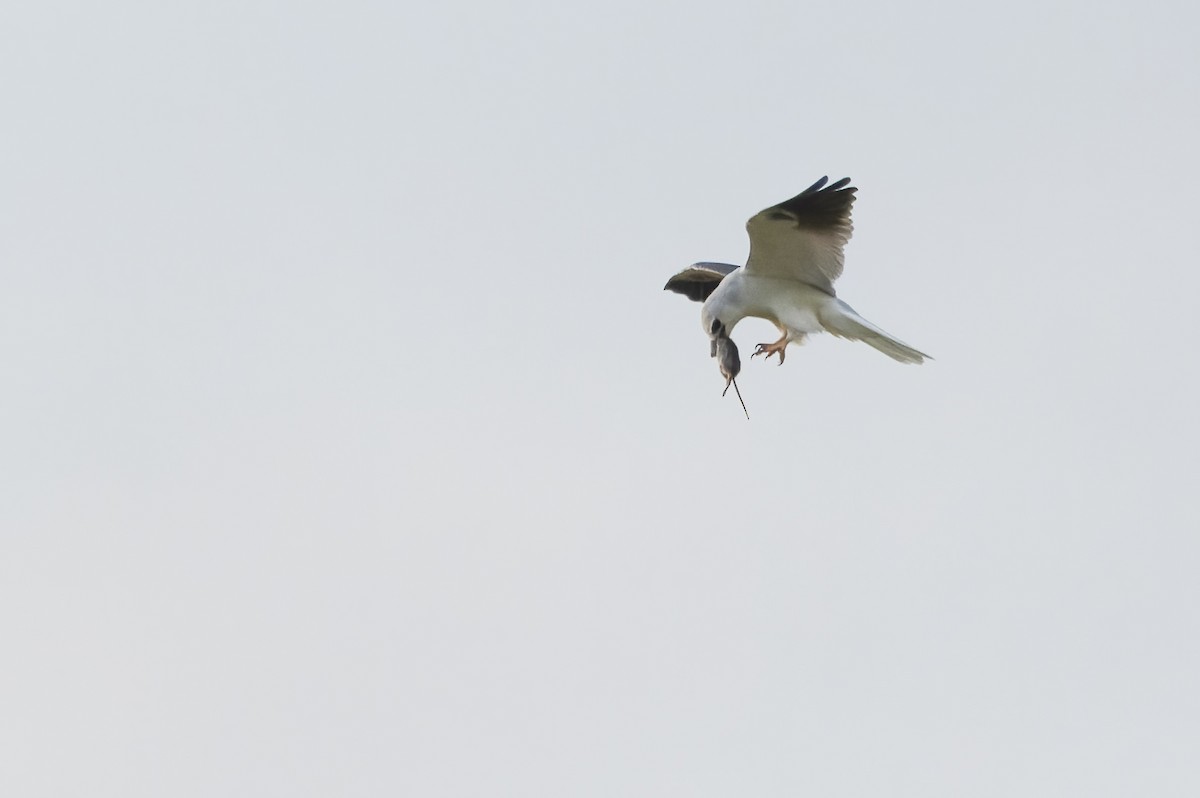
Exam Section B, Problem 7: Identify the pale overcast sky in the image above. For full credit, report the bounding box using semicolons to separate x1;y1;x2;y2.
4;1;1199;795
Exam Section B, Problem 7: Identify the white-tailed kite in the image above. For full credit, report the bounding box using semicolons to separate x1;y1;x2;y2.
664;177;929;409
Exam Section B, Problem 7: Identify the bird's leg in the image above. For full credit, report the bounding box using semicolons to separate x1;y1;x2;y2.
752;330;789;365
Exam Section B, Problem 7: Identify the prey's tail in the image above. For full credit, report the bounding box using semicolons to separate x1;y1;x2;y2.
819;299;930;364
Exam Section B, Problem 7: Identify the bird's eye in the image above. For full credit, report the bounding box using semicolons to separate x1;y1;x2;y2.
710;319;722;335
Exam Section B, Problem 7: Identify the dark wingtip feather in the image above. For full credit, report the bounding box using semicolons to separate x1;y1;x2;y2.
767;176;857;231
664;278;718;303
802;176;830;194
663;263;739;303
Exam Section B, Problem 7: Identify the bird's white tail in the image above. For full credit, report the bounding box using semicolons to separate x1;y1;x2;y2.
819;299;930;364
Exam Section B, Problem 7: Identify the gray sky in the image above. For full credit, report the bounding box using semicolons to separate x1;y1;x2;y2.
4;1;1199;795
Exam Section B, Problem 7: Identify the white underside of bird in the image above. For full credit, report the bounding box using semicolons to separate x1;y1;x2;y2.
700;270;927;365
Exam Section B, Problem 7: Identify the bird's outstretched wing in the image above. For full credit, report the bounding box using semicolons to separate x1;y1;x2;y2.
743;176;856;296
663;261;739;303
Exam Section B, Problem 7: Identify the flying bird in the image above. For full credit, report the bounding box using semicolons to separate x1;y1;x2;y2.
664;176;929;401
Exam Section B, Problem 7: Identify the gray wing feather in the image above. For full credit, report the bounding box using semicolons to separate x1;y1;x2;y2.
663;262;739;303
743;176;857;295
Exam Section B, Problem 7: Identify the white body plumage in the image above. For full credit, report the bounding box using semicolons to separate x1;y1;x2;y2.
700;269;926;365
